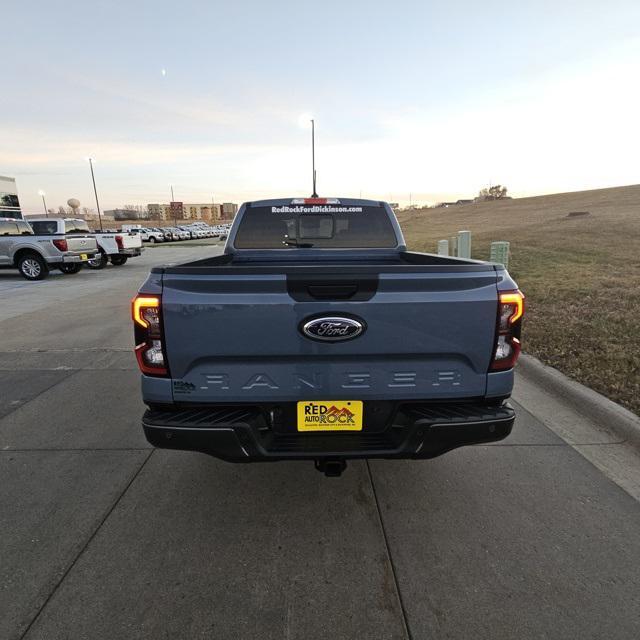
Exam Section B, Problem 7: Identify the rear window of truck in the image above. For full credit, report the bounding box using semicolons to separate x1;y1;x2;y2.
234;205;398;249
29;220;59;234
65;220;91;234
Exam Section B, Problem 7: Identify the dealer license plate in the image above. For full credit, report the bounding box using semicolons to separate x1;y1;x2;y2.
297;400;363;432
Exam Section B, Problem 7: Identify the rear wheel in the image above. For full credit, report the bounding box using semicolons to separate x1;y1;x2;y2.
17;253;49;280
86;251;108;270
149;236;157;244
110;255;128;266
58;263;82;274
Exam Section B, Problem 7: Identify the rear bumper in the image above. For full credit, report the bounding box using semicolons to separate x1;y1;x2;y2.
118;248;143;256
52;252;96;264
142;401;515;462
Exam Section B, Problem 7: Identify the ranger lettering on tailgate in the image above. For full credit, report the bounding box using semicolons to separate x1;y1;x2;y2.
194;370;463;391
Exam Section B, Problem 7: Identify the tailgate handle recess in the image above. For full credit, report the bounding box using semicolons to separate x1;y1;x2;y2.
306;284;359;300
287;274;378;302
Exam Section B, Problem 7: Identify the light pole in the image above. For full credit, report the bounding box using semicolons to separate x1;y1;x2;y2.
38;190;48;217
87;158;104;231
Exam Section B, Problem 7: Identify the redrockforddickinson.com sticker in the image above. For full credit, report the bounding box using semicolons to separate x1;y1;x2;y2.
271;206;364;214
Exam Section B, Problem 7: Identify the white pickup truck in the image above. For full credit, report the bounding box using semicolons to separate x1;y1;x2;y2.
127;227;165;243
28;218;143;269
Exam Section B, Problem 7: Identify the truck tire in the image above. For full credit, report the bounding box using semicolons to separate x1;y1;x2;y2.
58;263;83;274
110;255;128;266
86;251;108;270
17;253;49;281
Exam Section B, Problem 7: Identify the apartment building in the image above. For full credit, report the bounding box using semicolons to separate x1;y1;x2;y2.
221;202;238;219
147;202;229;221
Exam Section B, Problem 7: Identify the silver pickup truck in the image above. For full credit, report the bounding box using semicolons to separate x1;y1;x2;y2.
134;198;524;476
28;218;144;269
0;217;98;280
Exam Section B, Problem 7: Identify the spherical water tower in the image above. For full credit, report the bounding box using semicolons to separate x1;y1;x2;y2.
67;198;81;217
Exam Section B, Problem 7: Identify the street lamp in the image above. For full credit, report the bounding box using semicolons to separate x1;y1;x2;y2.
87;157;104;231
38;190;48;217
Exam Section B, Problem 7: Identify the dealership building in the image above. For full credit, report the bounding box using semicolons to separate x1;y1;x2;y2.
0;176;22;219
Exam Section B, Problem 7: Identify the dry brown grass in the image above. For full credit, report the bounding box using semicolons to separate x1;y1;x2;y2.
399;184;640;416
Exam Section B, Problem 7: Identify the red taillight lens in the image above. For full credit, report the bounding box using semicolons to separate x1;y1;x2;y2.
132;295;168;376
52;238;68;252
115;235;124;250
490;290;525;371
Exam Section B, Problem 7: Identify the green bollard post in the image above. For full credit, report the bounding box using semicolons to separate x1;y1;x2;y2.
437;240;449;256
490;241;510;268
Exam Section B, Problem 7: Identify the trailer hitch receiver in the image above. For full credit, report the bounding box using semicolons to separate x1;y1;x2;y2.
314;459;347;477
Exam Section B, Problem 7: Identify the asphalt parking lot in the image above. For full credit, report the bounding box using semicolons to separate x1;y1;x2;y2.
1;243;639;640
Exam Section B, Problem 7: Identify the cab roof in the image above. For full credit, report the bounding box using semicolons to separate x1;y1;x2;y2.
244;197;385;208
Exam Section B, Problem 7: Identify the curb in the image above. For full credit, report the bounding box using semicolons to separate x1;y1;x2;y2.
517;354;640;448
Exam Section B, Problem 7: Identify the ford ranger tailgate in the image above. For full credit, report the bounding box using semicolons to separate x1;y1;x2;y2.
160;265;499;403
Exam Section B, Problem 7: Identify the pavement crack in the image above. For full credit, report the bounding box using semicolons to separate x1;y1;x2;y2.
0;348;131;353
1;447;151;452
484;441;626;447
0;369;80;423
365;460;413;640
572;440;628;446
17;448;155;640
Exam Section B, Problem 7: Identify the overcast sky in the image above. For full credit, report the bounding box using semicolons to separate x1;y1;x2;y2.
3;0;640;212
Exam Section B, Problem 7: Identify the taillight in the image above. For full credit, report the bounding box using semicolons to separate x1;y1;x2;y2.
132;295;168;376
115;235;124;250
490;290;525;371
52;238;68;252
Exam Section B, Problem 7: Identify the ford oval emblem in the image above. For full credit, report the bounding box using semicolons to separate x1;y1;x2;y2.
301;316;365;342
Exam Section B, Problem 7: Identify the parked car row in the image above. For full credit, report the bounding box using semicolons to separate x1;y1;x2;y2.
0;217;144;280
1;217;232;281
126;223;231;244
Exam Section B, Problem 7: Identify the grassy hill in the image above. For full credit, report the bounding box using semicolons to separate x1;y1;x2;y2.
398;184;640;416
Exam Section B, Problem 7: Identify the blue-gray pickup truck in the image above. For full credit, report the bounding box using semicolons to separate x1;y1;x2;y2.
133;198;524;476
